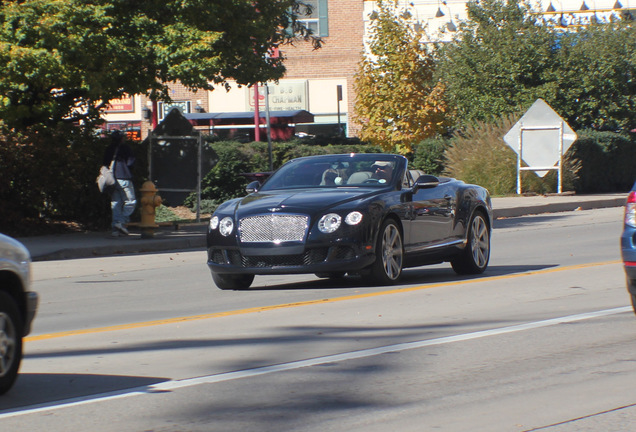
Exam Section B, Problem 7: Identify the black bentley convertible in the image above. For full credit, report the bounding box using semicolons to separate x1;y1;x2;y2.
206;153;492;290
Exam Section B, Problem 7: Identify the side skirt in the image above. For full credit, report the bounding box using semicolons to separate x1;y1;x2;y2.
403;240;464;269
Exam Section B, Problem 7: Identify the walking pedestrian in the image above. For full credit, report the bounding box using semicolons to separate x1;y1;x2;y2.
103;130;136;237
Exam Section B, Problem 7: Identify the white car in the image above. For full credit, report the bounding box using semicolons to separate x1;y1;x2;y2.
0;233;38;394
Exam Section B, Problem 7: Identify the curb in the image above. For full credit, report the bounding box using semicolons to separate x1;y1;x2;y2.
31;236;207;262
492;197;625;219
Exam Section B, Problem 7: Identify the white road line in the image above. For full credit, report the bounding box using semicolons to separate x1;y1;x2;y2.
1;306;631;419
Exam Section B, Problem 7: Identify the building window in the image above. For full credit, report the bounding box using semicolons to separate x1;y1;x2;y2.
298;0;328;37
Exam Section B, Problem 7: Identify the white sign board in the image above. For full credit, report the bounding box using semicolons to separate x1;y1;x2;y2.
503;99;577;178
248;81;308;111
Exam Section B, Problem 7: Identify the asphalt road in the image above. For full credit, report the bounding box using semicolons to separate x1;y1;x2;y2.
0;207;634;431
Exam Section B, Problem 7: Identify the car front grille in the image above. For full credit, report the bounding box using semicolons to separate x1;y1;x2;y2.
239;214;309;243
232;248;328;267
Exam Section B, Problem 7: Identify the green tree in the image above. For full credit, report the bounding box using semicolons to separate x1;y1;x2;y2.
554;21;636;132
436;0;560;125
354;0;449;154
0;0;319;130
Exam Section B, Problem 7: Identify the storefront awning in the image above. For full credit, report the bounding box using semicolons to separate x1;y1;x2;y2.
185;110;314;124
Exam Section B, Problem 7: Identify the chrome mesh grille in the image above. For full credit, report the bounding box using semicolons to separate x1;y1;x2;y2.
239;215;308;243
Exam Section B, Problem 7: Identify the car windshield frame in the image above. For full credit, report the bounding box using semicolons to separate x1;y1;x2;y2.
259;154;405;192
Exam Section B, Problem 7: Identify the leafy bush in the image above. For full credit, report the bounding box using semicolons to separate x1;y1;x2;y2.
443;116;518;196
1;125;102;235
154;205;180;223
183;142;267;209
568;130;636;193
199;199;218;214
411;137;449;175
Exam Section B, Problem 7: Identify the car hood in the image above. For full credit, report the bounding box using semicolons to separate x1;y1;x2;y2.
229;188;379;218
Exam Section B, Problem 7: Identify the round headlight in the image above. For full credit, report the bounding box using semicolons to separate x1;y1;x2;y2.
318;213;342;233
209;216;219;230
219;217;234;236
345;211;363;225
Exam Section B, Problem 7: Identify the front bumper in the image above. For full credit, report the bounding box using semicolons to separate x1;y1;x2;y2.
207;243;376;275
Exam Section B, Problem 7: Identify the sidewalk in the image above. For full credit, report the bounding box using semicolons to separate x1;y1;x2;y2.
490;192;626;218
17;193;628;262
19;222;209;262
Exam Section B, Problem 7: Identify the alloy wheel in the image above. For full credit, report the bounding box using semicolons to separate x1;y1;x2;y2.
470;215;489;269
381;223;403;280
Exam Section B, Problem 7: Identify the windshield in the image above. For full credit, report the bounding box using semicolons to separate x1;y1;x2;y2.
260;154;401;191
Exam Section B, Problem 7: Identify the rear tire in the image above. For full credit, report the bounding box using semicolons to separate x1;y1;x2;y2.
451;212;490;275
365;219;403;285
212;273;254;290
0;291;23;395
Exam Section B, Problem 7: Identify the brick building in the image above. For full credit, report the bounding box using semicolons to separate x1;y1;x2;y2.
272;0;365;137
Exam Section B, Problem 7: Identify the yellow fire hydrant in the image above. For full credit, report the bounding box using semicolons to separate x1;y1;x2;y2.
139;180;162;238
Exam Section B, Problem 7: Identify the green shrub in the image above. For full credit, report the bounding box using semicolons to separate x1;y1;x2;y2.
154;205;180;223
568;130;636;193
186;142;268;207
411;137;449;176
198;199;218;214
443;116;518;196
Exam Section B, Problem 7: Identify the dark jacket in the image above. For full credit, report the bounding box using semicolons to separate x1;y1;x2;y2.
103;143;135;180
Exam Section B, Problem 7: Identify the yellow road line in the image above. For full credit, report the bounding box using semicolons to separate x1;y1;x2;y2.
26;259;621;342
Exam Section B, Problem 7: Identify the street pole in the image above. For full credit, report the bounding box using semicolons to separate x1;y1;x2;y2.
264;83;273;171
254;83;261;142
336;85;343;137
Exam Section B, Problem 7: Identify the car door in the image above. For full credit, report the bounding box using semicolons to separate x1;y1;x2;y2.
406;175;455;249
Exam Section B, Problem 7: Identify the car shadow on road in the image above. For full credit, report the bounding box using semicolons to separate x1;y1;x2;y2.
0;373;166;412
245;264;559;291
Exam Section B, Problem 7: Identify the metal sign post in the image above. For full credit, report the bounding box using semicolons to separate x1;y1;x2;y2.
504;99;577;195
517;123;564;194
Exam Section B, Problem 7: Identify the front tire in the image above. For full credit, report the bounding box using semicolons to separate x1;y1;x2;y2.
452;212;490;275
0;291;23;395
212;273;254;290
366;219;403;285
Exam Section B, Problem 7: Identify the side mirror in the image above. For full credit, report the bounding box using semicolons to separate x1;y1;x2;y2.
245;181;261;194
414;175;440;191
